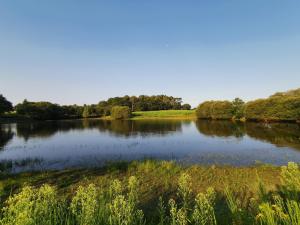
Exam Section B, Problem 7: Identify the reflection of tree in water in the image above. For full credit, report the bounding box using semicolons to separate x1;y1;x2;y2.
16;120;101;141
195;120;245;138
245;122;300;150
16;122;58;141
0;158;43;173
195;120;300;151
97;120;184;137
15;119;184;141
0;127;14;149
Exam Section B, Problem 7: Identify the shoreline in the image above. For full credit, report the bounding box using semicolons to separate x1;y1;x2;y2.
1;109;299;124
0;159;286;225
1;117;299;124
0;159;281;199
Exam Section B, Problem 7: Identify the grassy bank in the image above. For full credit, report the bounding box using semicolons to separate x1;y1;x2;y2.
131;110;196;120
0;110;196;123
2;160;300;224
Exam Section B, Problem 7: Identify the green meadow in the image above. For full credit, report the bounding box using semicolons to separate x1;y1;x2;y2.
131;110;196;120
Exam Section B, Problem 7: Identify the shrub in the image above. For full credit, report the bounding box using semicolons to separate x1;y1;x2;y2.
211;101;235;119
82;105;92;118
181;104;191;110
244;90;300;122
111;106;131;120
232;98;245;119
0;94;13;115
196;101;214;119
196;101;234;120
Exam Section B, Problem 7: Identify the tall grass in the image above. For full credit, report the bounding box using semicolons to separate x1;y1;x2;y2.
1;162;300;224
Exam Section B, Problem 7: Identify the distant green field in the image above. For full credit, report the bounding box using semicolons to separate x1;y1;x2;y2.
131;110;196;119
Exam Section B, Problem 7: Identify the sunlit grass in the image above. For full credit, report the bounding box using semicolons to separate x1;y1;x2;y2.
1;160;300;224
131;110;196;120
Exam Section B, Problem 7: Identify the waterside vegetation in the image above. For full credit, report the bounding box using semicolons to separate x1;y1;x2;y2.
196;88;300;123
0;95;191;121
1;88;300;122
1;160;300;224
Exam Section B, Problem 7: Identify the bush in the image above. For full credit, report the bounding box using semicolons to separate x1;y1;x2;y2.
211;101;235;119
195;88;300;122
181;104;191;110
196;101;235;120
195;101;214;119
245;95;300;122
15;100;63;120
111;106;131;120
0;94;13;115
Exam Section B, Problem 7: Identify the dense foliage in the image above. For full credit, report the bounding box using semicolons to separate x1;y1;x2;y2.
15;100;83;120
196;99;244;120
181;104;192;110
1;161;300;225
244;89;300;122
0;94;13;115
10;95;190;120
97;95;189;114
196;88;300;122
111;106;131;120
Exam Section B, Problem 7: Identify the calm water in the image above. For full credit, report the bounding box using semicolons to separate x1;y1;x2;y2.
1;119;300;172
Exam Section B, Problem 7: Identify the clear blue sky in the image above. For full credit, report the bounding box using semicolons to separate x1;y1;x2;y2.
1;0;300;107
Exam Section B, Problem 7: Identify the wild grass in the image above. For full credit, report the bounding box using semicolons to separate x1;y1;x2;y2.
131;110;196;120
1;160;300;224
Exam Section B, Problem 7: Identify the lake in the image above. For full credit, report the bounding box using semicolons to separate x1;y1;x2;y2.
1;119;300;172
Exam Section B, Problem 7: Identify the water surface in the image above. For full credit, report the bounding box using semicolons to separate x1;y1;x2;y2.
1;119;300;172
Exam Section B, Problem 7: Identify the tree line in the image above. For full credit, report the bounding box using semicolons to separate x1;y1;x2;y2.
196;88;300;122
0;95;191;120
1;88;299;122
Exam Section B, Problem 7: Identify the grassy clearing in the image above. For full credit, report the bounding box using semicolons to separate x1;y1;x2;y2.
2;160;299;224
131;110;196;120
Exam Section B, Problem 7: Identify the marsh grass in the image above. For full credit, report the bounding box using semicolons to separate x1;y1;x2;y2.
1;160;300;224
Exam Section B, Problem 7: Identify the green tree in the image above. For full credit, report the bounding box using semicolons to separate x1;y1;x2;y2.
111;106;131;120
196;101;214;119
0;94;13;115
130;96;138;111
232;98;245;119
181;104;191;110
82;105;91;118
196;100;235;120
245;88;300;122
